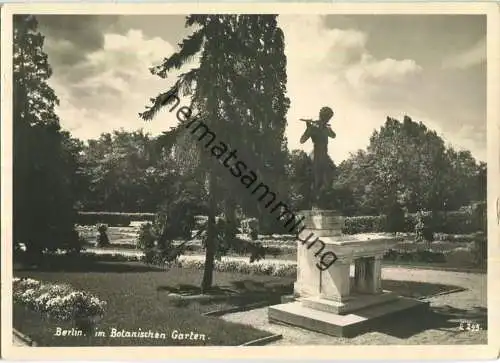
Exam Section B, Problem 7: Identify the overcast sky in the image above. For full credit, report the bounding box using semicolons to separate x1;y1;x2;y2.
35;14;486;163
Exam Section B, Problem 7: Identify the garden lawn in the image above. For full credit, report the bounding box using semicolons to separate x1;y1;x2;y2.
13;262;294;346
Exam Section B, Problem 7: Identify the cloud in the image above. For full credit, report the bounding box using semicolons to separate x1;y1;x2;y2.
48;28;188;140
279;15;423;162
441;37;486;70
43;15;484;163
344;55;421;88
38;15;120;65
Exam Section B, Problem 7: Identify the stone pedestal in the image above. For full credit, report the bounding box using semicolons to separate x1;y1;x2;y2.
268;209;429;337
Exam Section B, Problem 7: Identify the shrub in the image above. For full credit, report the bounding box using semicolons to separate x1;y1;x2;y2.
414;210;434;243
385;202;406;233
346;205;484;235
240;218;259;239
382;249;446;263
96;224;110;247
473;201;487;233
342;215;386;234
433;233;477;243
471;233;487;267
136;222;157;250
406;207;484;235
136;222;173;266
137;196;197;265
142;246;170;266
194;215;208;231
123;213;157;221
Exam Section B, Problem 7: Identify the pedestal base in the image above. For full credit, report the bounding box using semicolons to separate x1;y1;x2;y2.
268;297;429;338
301;290;398;315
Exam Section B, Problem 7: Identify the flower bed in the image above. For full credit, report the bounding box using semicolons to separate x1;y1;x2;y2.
168;256;297;277
13;277;107;322
81;234;484;276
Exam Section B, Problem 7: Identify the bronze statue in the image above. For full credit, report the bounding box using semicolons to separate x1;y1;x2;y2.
299;106;336;208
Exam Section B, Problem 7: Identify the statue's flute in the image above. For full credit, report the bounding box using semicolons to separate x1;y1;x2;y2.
299;118;331;127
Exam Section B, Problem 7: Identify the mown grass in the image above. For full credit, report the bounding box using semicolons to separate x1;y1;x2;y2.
13;264;294;346
13;256;466;347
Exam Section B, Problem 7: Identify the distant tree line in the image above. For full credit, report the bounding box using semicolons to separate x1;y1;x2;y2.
72;114;485;219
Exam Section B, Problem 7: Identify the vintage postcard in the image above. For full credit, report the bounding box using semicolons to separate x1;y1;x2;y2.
1;2;499;360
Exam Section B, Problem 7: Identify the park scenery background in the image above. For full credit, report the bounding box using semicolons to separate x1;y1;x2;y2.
12;13;487;346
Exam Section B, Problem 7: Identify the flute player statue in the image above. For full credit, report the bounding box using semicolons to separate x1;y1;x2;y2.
270;107;425;337
299;106;336;209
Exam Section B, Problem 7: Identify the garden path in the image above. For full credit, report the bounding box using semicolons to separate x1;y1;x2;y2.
221;267;487;345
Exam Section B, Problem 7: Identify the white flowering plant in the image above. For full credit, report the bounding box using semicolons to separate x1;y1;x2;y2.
168;255;297;277
13;277;107;321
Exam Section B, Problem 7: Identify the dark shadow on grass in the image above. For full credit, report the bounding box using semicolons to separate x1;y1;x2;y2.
156;280;293;308
372;305;487;339
230;280;293;295
229;279;463;300
156;284;238;296
156;278;464;312
15;256;164;273
381;280;466;299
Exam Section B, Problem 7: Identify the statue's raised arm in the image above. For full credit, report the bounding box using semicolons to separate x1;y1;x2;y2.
299;121;312;144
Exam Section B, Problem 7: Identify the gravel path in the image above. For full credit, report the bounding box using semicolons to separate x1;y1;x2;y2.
221;267;487;345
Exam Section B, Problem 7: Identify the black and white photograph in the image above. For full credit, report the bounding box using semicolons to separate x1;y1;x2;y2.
1;2;499;360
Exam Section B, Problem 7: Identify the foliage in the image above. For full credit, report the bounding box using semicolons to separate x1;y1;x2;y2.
136;222;157;251
336;116;486;215
405;209;484;234
137;182;201;265
13;277;107;321
385;201;407;233
240;218;259;240
96;224;110;247
414;210;434;243
383;249;447;263
342;215;387;234
155;178;201;240
140;15;290;291
341;206;484;235
471;234;487;267
77;130;198;212
285;150;314;211
13;15;82;261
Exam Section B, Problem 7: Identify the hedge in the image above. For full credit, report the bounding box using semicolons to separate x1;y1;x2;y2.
77;212;155;226
342;216;387;234
405;209;485;234
342;208;485;235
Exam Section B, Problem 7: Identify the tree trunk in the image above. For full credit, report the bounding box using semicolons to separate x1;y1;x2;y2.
201;170;216;293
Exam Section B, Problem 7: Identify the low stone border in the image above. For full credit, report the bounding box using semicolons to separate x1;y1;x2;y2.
239;334;283;346
13;328;37;347
202;300;275;317
417;287;467;300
